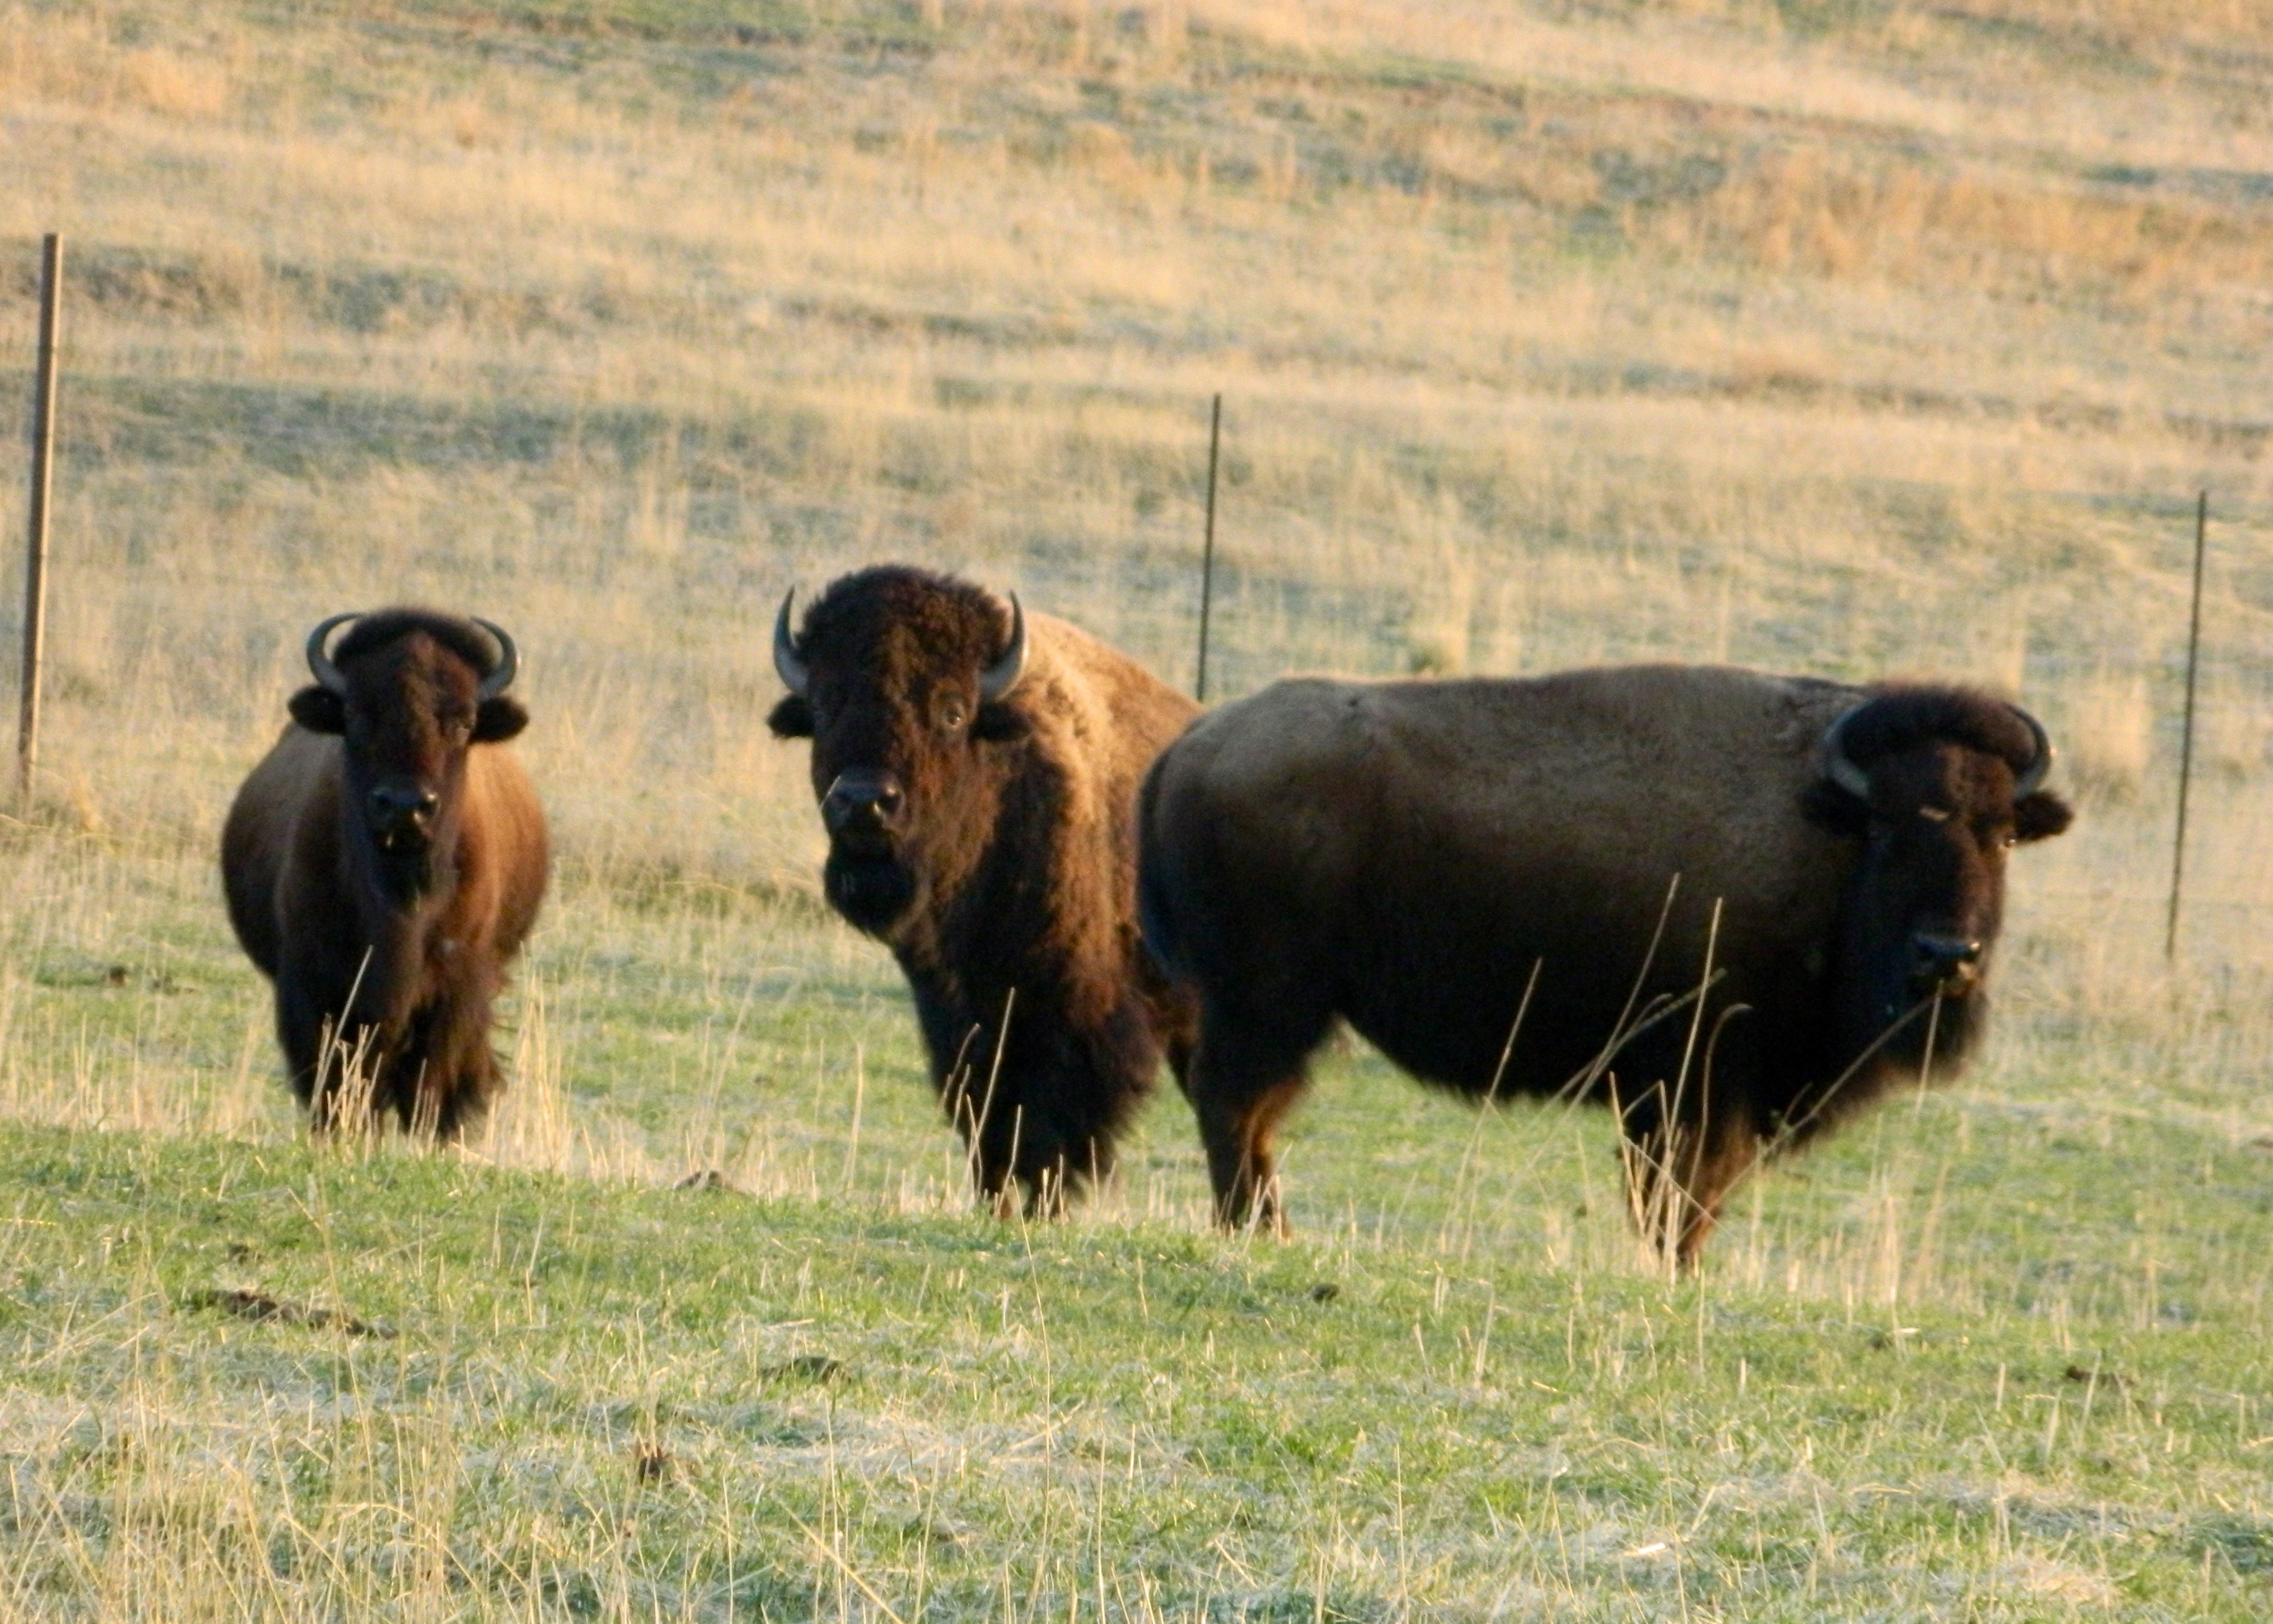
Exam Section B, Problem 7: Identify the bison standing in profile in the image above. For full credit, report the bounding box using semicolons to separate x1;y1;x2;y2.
1137;666;2072;1263
222;609;549;1138
769;566;1199;1212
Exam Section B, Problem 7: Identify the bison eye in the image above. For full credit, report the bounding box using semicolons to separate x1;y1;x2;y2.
939;700;968;733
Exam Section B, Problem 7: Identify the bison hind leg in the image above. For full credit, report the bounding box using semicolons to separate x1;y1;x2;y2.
1188;999;1337;1239
1202;1076;1306;1239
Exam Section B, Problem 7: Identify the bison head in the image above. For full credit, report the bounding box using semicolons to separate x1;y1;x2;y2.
1805;687;2071;1067
289;609;527;899
768;567;1030;938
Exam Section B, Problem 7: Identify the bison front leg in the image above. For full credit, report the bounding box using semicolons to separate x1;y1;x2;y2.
938;1047;1015;1213
960;1095;1084;1220
404;989;504;1143
1613;1081;1759;1270
278;959;385;1137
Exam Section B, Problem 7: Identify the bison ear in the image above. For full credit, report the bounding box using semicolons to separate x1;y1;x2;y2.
1800;778;1869;837
473;696;529;744
287;686;345;736
2012;790;2073;844
971;700;1029;743
768;695;814;739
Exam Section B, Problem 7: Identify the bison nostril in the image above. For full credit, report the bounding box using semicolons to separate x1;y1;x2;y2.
1911;934;1984;982
368;786;437;823
822;771;906;833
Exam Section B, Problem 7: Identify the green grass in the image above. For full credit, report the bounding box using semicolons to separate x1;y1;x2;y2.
4;849;2273;1616
2;1100;2270;1619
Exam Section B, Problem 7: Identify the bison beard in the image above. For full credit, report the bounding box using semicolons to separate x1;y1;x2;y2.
1137;666;2071;1264
770;566;1199;1212
221;608;549;1138
824;851;919;934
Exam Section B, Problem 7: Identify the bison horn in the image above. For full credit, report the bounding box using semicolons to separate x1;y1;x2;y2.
773;590;810;698
305;612;361;695
2008;704;2054;798
1820;703;1874;800
473;618;520;699
978;592;1027;703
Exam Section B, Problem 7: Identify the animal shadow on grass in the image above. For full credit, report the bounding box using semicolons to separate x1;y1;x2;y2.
184;1286;394;1339
632;1444;674;1485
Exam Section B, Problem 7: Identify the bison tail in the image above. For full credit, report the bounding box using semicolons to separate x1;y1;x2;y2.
1135;758;1187;983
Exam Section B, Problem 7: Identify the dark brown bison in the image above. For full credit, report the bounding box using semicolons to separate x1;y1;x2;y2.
769;566;1199;1211
222;609;549;1138
1137;665;2072;1262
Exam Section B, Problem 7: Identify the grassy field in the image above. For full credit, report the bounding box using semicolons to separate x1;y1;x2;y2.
5;0;2273;1614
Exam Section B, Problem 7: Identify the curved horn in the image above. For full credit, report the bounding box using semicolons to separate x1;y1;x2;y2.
978;592;1027;704
472;618;520;700
1820;702;1874;800
305;612;361;695
773;589;810;698
2007;704;2054;798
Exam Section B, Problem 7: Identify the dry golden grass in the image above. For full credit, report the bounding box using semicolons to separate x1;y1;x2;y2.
0;0;2262;988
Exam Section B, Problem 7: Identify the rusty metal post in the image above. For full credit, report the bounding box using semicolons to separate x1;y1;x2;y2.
2166;491;2209;960
18;233;62;806
1196;392;1221;702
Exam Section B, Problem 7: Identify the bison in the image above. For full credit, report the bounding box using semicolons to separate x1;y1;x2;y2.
1137;665;2072;1262
769;566;1199;1212
222;608;549;1138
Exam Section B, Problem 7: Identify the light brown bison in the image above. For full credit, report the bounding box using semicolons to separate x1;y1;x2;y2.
769;565;1199;1212
1137;666;2072;1262
222;609;549;1137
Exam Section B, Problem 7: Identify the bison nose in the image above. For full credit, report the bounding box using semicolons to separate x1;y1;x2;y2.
821;771;905;837
368;784;439;825
1910;932;1984;990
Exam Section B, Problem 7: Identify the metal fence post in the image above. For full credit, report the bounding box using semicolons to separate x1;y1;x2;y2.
2166;490;2208;961
1196;393;1221;702
18;232;62;806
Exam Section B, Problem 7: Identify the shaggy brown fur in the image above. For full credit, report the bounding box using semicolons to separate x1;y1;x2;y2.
1138;665;2071;1262
222;609;549;1137
770;566;1199;1210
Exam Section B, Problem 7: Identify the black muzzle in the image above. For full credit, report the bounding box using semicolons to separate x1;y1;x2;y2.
368;783;439;854
1908;932;1984;995
821;770;906;850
